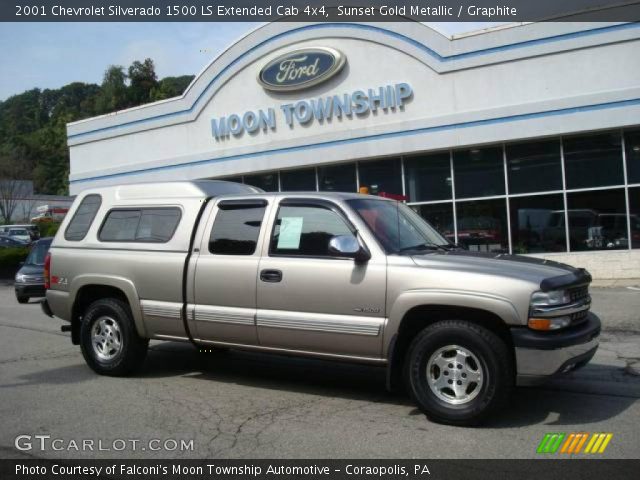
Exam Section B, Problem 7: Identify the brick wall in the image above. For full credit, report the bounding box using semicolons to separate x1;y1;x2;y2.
530;250;640;286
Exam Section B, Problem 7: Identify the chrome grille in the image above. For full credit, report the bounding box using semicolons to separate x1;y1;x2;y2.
569;285;589;302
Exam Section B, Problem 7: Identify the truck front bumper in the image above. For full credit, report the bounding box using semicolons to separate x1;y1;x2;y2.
511;312;601;386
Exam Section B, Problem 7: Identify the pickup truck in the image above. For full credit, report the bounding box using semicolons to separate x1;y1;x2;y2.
41;180;600;425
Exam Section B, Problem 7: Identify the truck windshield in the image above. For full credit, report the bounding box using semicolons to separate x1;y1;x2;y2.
347;198;452;254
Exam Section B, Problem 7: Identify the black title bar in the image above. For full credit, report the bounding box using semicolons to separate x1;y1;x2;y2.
2;0;640;22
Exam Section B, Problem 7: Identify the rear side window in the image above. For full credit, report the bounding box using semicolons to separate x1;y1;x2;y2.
99;208;181;243
209;201;267;255
65;194;102;241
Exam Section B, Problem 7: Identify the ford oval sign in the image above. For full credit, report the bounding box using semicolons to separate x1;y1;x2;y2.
258;47;346;92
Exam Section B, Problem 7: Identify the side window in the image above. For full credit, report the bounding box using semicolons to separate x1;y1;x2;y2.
209;201;267;255
65;194;102;241
270;204;353;257
99;208;181;243
136;209;182;242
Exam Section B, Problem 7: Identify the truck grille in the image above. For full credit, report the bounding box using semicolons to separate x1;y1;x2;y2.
570;310;589;326
569;284;590;326
569;285;589;302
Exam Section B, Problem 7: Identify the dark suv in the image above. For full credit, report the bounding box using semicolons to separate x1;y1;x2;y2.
15;238;52;303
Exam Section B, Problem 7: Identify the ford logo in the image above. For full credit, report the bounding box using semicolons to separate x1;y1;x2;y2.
258;47;346;92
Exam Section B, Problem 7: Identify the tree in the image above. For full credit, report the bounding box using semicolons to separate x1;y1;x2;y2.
0;58;193;197
150;75;195;101
128;58;158;106
0;148;31;224
95;65;128;113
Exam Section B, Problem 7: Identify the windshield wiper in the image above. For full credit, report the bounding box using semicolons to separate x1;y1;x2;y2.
398;243;448;253
438;243;463;250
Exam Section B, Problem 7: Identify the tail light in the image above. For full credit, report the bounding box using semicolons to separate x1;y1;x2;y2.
44;253;51;289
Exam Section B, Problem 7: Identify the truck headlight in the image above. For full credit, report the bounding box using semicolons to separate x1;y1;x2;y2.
15;273;26;283
530;290;570;307
528;316;571;331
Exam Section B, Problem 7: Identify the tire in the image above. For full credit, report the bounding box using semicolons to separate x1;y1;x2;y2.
80;298;149;376
16;294;29;304
405;320;513;426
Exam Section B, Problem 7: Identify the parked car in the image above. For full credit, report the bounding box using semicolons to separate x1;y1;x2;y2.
41;181;599;425
14;238;53;303
0;224;39;241
5;227;32;243
0;235;29;248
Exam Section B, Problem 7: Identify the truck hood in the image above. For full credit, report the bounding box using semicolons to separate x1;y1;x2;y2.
411;250;591;290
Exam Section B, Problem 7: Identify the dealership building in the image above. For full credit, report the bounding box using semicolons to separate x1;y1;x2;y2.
66;20;640;281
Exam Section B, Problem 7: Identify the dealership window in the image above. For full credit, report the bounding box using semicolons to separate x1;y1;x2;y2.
455;199;508;252
563;132;624;189
270;204;353;257
280;168;317;191
221;176;243;184
358;158;402;195
625;129;640;184
506;140;562;194
244;172;279;192
209;202;266;255
404;152;452;202
566;189;627;251
453;147;505;199
412;203;455;242
509;194;566;253
629;187;640;249
318;163;357;192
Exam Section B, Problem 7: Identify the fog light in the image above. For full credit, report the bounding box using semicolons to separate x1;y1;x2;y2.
528;316;571;331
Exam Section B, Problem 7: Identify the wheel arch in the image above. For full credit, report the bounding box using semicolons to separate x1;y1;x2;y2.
69;275;145;344
385;296;518;392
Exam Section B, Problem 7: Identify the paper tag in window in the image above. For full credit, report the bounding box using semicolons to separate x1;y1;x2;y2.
278;217;304;249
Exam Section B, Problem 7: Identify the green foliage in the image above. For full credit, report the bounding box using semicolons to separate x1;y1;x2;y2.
0;58;193;196
150;75;195;102
0;247;29;271
128;58;158;106
37;222;61;238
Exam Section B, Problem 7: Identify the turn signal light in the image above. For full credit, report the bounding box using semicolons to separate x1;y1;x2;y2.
528;318;552;331
528;316;571;331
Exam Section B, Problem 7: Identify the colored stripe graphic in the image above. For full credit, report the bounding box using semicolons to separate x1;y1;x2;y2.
540;433;613;454
585;433;613;454
560;433;588;454
537;433;565;453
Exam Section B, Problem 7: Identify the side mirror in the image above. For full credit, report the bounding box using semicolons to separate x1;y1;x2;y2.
18;261;24;267
328;235;371;263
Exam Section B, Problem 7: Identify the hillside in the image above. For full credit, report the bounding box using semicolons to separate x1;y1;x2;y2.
0;58;193;196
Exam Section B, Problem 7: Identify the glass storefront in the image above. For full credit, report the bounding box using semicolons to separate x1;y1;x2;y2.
358;158;402;196
281;168;316;191
221;128;640;254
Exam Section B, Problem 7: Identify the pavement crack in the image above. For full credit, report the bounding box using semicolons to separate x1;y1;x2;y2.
0;322;67;337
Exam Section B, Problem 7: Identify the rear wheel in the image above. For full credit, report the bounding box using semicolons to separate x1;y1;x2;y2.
80;298;148;376
405;320;512;425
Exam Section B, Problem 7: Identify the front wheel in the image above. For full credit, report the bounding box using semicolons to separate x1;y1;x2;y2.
16;294;29;304
405;320;513;425
80;298;149;376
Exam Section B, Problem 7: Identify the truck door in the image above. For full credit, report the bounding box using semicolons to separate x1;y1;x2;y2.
191;199;270;345
256;198;386;359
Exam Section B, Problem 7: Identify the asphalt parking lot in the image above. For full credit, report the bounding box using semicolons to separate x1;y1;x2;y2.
0;283;639;459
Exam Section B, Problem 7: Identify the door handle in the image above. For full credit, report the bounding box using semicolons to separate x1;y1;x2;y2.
260;269;282;283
